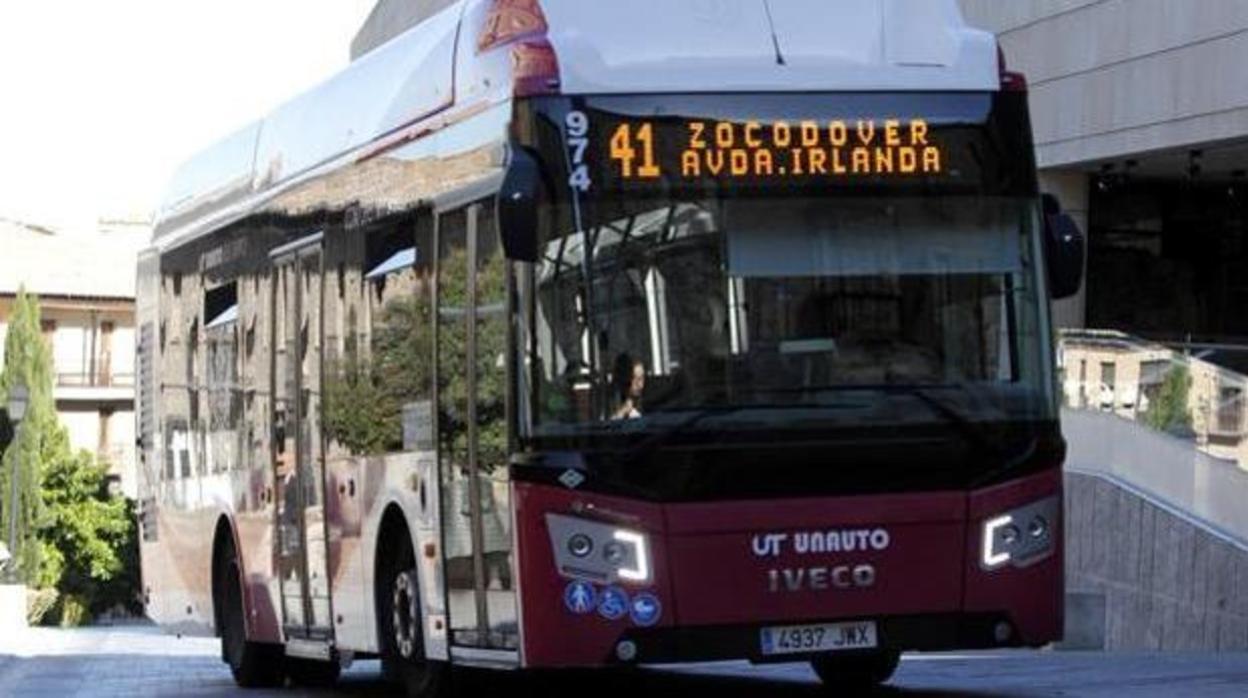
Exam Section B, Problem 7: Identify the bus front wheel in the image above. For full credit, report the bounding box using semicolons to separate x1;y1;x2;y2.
216;545;284;688
378;527;447;697
811;650;901;692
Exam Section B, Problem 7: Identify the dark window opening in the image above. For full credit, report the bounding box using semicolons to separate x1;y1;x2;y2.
205;282;239;329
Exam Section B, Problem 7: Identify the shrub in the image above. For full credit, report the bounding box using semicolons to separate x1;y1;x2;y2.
58;593;88;627
1143;364;1194;436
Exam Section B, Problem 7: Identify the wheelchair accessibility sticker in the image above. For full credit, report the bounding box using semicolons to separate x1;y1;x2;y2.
598;586;629;621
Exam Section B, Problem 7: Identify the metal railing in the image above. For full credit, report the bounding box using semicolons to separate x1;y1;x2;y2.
56;371;136;388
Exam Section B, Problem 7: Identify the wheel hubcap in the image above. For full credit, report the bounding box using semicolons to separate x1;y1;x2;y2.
391;570;420;660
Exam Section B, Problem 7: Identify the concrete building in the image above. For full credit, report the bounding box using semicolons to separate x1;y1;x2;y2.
956;0;1248;470
960;1;1248;356
0;218;149;498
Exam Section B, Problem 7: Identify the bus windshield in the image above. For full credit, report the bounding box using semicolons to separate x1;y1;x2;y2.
516;195;1056;439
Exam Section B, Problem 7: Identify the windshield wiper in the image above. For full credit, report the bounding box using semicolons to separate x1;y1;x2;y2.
617;403;866;466
884;386;1040;486
617;406;753;466
899;387;998;454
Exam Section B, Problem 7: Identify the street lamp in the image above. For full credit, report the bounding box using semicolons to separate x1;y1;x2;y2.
5;383;28;581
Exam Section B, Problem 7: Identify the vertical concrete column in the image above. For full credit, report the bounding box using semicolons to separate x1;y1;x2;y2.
1039;170;1090;331
0;584;26;630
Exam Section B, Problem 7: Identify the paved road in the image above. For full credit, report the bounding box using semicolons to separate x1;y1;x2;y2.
1;625;1247;697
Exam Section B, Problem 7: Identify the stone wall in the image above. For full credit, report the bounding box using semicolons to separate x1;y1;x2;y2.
1064;471;1248;651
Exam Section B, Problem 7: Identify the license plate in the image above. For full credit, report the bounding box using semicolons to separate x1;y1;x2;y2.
760;621;878;656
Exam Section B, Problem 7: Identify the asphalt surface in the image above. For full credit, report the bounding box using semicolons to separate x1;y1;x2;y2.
1;625;1247;697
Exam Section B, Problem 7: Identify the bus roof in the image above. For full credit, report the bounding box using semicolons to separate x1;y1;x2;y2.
154;0;997;245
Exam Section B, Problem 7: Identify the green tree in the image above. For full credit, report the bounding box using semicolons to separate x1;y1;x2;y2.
1;289;56;586
322;243;507;462
324;293;435;455
1143;364;1193;436
0;289;138;622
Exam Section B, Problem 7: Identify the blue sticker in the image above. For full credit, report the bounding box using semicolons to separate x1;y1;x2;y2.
563;580;598;615
629;592;662;627
598;586;629;621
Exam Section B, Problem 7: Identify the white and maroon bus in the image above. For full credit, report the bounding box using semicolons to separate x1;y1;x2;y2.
137;0;1084;693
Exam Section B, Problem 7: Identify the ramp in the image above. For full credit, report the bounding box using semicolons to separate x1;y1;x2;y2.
1063;409;1248;651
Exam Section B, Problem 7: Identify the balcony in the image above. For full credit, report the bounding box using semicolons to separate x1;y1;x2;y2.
57;371;135;388
57;370;136;389
53;368;135;402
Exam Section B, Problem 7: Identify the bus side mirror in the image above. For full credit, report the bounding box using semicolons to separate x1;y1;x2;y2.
499;146;542;263
1042;194;1085;301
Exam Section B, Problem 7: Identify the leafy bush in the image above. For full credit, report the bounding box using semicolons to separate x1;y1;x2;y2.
41;449;139;618
58;593;88;627
1143;365;1194;436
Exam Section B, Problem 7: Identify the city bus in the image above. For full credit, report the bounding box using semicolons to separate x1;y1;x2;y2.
136;0;1085;693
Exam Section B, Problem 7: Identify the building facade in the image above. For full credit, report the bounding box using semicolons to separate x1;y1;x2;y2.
0;219;149;498
960;1;1248;346
959;0;1248;466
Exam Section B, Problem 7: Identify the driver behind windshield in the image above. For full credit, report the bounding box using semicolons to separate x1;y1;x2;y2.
611;354;646;420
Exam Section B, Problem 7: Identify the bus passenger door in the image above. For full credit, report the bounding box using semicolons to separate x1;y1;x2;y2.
437;201;518;651
271;237;335;642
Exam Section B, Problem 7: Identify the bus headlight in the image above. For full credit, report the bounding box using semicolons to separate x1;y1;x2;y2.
568;534;594;558
980;496;1059;571
611;530;650;582
547;514;653;585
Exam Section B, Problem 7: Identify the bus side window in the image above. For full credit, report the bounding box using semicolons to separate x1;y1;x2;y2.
439;200;518;649
158;258;203;493
204;281;241;474
242;239;272;482
322;213;434;457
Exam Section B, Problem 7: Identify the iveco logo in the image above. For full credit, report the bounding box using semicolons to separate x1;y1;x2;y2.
750;529;887;594
768;565;877;593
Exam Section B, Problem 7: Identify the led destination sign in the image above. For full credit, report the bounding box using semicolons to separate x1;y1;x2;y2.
531;93;1038;205
608;118;944;183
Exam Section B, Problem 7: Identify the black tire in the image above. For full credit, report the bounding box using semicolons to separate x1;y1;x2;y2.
218;547;285;688
378;526;447;698
811;650;902;693
285;656;342;687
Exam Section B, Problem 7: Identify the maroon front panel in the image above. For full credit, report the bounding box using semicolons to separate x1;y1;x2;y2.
515;468;1064;667
514;482;673;667
666;493;967;626
963;468;1064;645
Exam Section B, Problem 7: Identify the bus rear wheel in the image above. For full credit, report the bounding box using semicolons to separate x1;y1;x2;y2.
378;527;447;697
811;650;901;692
216;546;284;688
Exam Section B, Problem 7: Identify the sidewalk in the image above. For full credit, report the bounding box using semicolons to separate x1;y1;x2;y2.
0;624;393;696
0;624;229;696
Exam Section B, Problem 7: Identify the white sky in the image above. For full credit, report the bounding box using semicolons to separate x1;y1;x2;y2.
0;1;376;233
